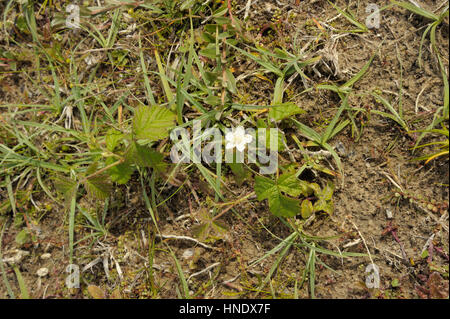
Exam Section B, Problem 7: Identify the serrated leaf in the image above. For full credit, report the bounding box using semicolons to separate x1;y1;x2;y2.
105;129;123;152
83;163;112;200
277;174;303;197
313;199;327;213
132;105;176;142
106;157;134;184
301;199;314;219
324;201;334;215
255;173;302;217
269;102;305;121
125;142;166;172
255;173;302;201
228;162;249;186
268;193;300;217
192;223;209;241
192;208;229;242
255;175;277;201
211;219;229;237
53;175;78;208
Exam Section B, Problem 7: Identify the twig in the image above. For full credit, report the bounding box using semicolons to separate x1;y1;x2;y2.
381;222;408;263
80;158;125;183
187;262;220;281
89;1;144;15
155;234;215;250
226;0;236;27
350;220;375;266
243;0;253;20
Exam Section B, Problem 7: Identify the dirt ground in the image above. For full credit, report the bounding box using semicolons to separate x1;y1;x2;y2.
0;0;448;299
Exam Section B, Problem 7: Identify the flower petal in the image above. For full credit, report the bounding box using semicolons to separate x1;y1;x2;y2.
235;126;245;136
236;143;245;152
225;142;235;149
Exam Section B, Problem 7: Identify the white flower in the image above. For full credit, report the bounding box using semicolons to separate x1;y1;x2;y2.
225;126;252;152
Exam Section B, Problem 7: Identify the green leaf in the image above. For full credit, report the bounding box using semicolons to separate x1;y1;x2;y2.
320;181;335;201
277;174;304;197
299;180;315;197
204;95;221;106
83;163;112;200
15;229;30;246
53;175;78;209
125;142;166;172
273;76;285;105
269;102;305;121
13;266;29;299
391;278;400;288
268;193;300;218
106;157;134;184
210;219;229;238
199;45;217;59
301;199;314;219
313;199;334;215
308;182;321;196
225;68;237;94
421;249;429;259
132;105;176;142
255;173;303;217
256;127;286;151
105;129;123;152
228;162;249;186
154;49;175;107
255;173;302;200
392;1;439;21
192;222;209;241
180;0;198;11
192;209;229;242
226;42;284;77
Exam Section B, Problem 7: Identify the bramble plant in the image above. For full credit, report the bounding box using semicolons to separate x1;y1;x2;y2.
0;0;448;300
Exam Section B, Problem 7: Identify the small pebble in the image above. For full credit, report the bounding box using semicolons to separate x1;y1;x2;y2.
3;249;29;266
386;209;393;219
36;267;49;277
182;248;194;259
40;253;51;260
